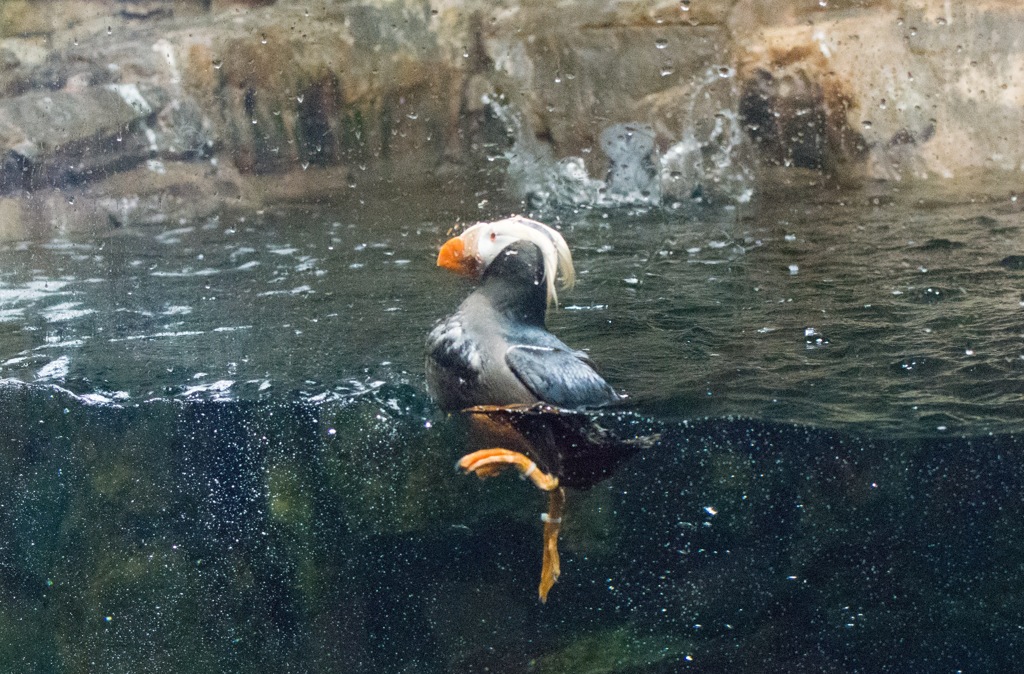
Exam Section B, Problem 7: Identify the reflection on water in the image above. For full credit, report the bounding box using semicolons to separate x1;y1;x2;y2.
0;182;1023;672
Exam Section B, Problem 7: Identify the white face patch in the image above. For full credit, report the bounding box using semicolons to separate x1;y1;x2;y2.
457;216;575;307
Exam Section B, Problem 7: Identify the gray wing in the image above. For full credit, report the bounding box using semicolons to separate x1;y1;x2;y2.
505;344;619;409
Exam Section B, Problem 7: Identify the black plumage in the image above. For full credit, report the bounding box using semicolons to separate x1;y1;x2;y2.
426;240;620;413
426;221;636;601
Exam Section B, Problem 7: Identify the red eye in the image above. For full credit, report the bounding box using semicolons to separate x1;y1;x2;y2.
489;231;497;241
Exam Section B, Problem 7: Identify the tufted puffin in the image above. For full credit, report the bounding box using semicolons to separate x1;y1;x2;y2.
426;216;624;601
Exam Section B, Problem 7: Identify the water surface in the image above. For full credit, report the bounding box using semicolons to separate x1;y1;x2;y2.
1;181;1023;673
2;182;1021;435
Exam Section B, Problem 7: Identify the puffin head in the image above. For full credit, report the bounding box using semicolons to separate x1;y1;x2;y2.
436;216;575;306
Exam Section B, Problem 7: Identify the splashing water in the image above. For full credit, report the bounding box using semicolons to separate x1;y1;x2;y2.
660;66;754;204
485;69;753;212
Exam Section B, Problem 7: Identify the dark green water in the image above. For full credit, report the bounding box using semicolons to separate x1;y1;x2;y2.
1;182;1023;672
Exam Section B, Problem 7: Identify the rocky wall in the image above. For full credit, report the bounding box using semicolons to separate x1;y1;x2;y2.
0;0;1021;237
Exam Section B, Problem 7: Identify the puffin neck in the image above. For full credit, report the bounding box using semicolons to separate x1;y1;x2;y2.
478;241;548;327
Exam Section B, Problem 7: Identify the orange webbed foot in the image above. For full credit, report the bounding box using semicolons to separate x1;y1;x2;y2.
539;487;566;602
456;442;565;602
457;448;559;492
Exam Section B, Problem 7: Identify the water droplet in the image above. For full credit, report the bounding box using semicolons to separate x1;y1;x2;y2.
862;120;872;129
818;0;827;6
296;94;304;103
680;0;691;10
107;26;112;35
301;161;309;170
251;118;258;125
655;38;668;49
212;59;223;69
406;112;418;119
718;66;732;78
261;34;267;44
936;17;947;26
660;64;675;77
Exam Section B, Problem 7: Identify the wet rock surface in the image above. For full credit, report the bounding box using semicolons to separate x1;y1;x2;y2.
0;0;1020;236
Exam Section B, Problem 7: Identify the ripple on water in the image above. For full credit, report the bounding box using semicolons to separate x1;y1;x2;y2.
42;302;95;323
0;195;1019;433
36;355;70;381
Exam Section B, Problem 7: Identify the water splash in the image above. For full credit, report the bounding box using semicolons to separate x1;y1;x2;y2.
600;123;662;205
660;66;754;204
485;69;754;211
485;93;602;209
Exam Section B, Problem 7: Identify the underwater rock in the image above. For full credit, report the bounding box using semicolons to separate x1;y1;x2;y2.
0;379;1022;671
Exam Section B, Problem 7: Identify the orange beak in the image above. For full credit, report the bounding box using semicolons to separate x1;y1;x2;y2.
436;236;479;277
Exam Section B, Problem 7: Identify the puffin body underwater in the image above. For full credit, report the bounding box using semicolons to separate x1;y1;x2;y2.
426;216;624;601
